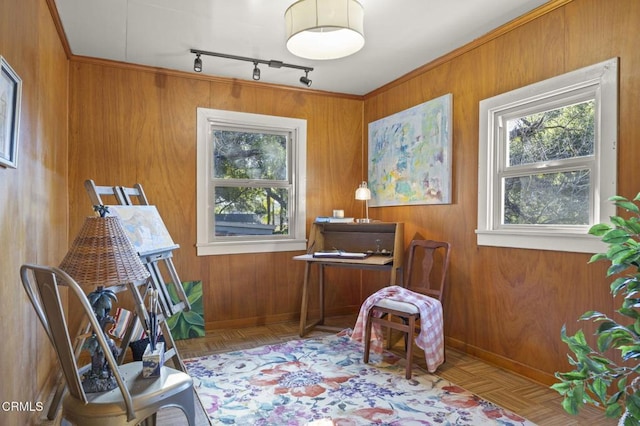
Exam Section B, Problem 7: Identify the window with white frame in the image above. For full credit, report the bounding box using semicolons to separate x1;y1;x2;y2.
196;108;307;255
477;58;618;253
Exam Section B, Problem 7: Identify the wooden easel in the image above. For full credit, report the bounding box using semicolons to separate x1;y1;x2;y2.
44;181;192;420
84;179;190;372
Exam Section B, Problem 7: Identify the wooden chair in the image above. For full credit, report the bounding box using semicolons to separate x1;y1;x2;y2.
363;240;451;379
20;264;196;426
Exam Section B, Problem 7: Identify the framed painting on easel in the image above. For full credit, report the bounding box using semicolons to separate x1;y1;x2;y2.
107;205;179;256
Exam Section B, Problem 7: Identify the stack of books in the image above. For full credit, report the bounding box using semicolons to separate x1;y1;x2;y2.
315;216;354;223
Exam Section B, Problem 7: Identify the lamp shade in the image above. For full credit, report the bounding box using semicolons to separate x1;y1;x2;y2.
59;215;150;287
355;181;371;200
285;0;365;60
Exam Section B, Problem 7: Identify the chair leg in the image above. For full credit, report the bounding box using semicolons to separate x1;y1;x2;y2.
385;313;393;349
363;308;373;364
140;412;157;426
405;315;416;379
46;379;65;420
402;317;409;352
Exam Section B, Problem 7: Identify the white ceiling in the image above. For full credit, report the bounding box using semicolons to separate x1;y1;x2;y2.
53;0;549;96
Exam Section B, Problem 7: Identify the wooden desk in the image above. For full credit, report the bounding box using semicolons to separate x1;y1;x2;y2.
295;222;404;336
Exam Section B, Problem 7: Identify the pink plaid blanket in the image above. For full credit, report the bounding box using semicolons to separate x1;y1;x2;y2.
351;285;444;373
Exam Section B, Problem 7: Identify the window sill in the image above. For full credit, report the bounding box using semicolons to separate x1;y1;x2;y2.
475;229;606;253
196;239;307;256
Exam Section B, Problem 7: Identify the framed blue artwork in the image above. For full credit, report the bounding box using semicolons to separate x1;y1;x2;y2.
368;93;452;206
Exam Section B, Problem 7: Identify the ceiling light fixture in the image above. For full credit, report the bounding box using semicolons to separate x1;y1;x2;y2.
285;0;365;60
190;49;314;87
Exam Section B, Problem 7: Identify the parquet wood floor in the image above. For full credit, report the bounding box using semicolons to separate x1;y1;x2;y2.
49;315;615;425
159;315;615;426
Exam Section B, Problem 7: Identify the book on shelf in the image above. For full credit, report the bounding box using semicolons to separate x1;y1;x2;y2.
314;216;355;223
312;250;370;259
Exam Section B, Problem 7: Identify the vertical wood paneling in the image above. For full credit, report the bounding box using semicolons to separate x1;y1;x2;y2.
0;1;69;424
564;0;640;198
363;0;638;383
5;3;636;418
68;66;365;331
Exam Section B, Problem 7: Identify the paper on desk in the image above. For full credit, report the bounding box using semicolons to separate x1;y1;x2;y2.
313;250;369;259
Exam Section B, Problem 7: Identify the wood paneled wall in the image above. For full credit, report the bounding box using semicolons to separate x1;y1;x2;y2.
0;1;69;425
5;3;638;421
65;0;640;387
67;65;367;330
364;0;640;384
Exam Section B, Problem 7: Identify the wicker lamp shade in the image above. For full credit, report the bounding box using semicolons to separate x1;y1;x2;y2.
59;215;150;287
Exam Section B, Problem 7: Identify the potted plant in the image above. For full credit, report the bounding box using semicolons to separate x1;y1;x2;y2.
552;194;640;425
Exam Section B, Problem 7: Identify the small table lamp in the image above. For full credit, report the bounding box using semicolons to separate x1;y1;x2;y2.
355;181;372;223
59;206;150;393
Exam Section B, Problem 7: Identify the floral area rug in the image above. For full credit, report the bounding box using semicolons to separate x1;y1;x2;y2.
184;330;536;425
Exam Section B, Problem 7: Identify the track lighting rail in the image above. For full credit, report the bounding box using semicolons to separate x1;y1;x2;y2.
190;49;314;86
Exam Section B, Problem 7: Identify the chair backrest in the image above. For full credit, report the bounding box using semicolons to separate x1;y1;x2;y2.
20;264;136;420
404;240;451;301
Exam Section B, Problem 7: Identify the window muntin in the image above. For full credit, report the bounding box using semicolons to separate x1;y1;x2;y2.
197;108;307;255
477;58;618;253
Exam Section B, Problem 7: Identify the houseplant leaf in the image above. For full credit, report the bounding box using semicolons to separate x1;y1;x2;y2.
553;193;640;422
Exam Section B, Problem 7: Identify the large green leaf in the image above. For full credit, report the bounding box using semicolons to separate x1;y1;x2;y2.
605;402;623;419
550;381;571;394
619;345;640;360
616;200;640;214
181;310;205;326
590;223;613;236
186;283;203;304
612;277;634;295
625;391;640;423
561;396;580;415
579;311;604;321
167;312;205;339
590;377;609;403
626;220;640;234
609;263;632;276
603;229;632;244
164;281;205;340
557;370;589;381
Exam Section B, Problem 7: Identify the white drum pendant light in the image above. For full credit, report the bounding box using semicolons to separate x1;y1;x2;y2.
285;0;364;60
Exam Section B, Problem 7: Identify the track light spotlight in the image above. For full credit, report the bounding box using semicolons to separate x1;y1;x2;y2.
194;54;202;72
252;62;261;81
300;70;312;87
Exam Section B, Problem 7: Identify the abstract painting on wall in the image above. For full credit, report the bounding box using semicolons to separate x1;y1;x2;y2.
368;93;452;206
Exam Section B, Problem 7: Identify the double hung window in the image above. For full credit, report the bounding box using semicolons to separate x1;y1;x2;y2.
477;58;618;253
197;108;307;255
